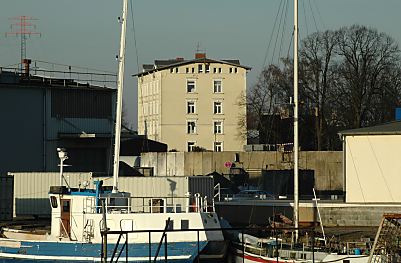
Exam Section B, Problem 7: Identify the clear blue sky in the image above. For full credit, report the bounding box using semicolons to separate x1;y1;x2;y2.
1;0;400;129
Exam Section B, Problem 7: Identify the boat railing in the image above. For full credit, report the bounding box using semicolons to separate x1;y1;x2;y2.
101;226;226;263
89;195;215;214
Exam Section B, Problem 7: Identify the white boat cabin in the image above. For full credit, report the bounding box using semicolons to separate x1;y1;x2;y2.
48;180;223;244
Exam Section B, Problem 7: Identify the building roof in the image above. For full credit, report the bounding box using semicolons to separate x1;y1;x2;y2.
133;57;251;77
339;121;401;136
0;70;115;92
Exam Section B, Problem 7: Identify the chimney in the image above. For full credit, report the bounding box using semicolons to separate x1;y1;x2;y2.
195;53;206;59
22;59;31;77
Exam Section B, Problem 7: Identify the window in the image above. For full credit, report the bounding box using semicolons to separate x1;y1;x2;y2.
181;220;189;230
187;142;196;152
170;68;173;73
218;68;222;73
187;101;196;114
191;67;195;73
62;200;70;212
214;142;223;152
214;121;223;134
234;67;238;73
187;80;196;92
205;64;210;73
175;67;179;73
213;80;222;93
198;64;203;73
186;67;189;73
187;121;196;134
50;196;58;208
213;68;217;73
229;68;233;73
213;101;222;114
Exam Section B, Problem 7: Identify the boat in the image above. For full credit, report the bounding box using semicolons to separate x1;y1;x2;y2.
0;0;224;261
229;0;371;262
229;233;370;263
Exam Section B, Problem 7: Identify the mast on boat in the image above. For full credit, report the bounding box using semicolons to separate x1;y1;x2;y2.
293;0;299;241
112;0;128;193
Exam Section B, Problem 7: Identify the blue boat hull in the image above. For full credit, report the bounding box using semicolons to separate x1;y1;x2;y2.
0;240;207;262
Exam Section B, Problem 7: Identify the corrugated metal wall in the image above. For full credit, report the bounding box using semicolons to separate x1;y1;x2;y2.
0;176;13;220
98;176;213;212
11;172;93;217
0;86;44;174
11;173;213;217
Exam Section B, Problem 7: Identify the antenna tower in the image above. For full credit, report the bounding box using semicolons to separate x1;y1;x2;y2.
6;16;41;69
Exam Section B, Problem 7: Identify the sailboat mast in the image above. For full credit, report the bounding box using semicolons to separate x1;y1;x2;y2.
293;0;299;241
112;0;128;192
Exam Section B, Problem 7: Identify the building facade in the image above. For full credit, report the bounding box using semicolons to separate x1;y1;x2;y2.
135;53;250;152
0;67;116;175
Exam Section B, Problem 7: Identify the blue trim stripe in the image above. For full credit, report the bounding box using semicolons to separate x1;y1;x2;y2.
0;240;207;262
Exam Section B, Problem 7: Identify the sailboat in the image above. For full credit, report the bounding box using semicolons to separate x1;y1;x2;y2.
0;0;224;262
229;0;371;262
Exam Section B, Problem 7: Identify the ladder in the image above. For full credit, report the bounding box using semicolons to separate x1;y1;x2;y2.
369;214;401;263
83;219;94;243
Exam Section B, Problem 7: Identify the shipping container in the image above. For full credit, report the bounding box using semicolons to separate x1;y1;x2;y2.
0;176;13;220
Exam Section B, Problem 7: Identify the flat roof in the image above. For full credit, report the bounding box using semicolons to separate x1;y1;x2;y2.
339;121;401;136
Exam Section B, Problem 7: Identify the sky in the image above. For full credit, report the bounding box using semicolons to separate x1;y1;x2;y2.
1;0;401;129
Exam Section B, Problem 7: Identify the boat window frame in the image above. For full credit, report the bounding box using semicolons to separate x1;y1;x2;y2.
50;196;58;208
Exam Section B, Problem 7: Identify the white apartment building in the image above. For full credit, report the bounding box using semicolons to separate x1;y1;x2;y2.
134;53;250;152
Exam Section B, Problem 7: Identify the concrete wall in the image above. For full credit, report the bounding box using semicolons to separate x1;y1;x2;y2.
142;151;343;191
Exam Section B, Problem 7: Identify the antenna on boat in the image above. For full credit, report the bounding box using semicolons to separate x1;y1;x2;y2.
112;0;128;193
57;147;70;190
293;0;299;242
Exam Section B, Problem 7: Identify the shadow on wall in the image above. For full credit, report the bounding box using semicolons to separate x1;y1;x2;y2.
15;198;51;218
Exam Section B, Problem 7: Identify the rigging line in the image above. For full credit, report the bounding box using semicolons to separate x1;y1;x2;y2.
270;0;286;66
366;137;394;201
302;0;310;38
277;0;290;65
130;0;148;152
129;0;140;74
261;0;284;70
308;0;319;33
312;0;326;30
346;141;366;203
286;31;294;60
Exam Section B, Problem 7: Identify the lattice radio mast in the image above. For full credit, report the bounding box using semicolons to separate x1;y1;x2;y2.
5;16;41;69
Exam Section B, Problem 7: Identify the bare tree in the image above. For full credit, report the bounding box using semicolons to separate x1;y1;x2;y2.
246;25;401;150
299;30;338;150
334;25;401;128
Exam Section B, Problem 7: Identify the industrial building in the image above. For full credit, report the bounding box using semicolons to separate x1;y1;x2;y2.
339;121;401;203
0;63;117;175
134;53;251;152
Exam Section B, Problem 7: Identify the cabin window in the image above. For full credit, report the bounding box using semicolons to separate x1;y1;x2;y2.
181;220;189;230
50;196;58;208
62;200;70;212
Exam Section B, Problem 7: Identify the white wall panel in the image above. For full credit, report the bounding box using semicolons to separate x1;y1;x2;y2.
345;135;401;203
